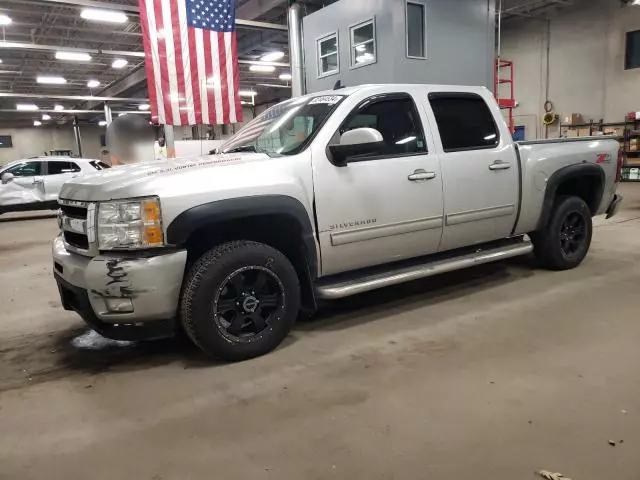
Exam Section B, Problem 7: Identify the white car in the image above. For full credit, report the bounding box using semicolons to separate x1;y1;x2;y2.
0;156;110;214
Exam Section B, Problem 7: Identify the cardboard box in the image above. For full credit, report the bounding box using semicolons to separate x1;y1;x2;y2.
604;127;624;137
577;127;591;137
563;113;585;125
566;128;579;138
629;138;638;151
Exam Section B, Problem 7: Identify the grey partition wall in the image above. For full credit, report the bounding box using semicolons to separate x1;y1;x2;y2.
302;0;496;93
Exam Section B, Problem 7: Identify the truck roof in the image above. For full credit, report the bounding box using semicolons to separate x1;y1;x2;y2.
310;83;492;98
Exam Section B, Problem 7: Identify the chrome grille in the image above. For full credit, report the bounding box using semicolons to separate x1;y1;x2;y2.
58;198;97;256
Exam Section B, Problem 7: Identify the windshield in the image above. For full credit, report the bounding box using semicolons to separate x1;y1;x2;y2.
221;95;345;157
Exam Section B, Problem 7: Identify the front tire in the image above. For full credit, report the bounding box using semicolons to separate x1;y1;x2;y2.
531;195;592;270
180;241;301;361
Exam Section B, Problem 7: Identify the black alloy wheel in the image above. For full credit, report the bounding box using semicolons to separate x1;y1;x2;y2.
213;266;285;342
559;212;587;257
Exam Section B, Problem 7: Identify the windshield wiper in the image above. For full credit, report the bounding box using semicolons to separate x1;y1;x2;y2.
223;145;257;154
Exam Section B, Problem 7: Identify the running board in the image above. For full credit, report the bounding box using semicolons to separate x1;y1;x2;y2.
315;238;533;300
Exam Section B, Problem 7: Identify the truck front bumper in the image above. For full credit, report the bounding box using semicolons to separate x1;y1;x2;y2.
606;193;623;219
52;235;187;340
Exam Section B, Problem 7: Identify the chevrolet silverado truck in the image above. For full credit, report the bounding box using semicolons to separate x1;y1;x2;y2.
53;84;623;361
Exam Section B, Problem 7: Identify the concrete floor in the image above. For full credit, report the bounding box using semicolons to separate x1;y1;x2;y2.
1;186;640;479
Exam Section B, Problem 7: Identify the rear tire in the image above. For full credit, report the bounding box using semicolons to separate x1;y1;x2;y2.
180;241;300;361
531;195;592;270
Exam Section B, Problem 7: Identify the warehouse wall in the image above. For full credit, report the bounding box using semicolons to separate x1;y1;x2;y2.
0;126;106;165
501;0;640;139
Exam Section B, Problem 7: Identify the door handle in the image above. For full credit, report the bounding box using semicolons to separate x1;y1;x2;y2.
489;160;511;171
408;169;437;181
33;179;44;184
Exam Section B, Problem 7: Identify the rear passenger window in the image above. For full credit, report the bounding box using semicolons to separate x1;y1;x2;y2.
47;161;81;175
429;94;499;152
340;96;427;157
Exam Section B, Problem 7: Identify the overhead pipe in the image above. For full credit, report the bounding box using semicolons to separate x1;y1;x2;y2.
287;1;305;97
0;92;148;102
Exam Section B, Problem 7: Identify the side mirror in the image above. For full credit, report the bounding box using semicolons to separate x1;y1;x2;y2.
328;128;385;166
1;172;14;184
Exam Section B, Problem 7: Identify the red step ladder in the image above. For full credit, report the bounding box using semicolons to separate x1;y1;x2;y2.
494;59;515;134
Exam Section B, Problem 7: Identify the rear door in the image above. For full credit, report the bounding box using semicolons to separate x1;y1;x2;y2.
427;92;519;251
43;161;81;201
313;92;444;276
0;160;45;206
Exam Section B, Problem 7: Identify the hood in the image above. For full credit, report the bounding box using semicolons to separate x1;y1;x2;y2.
59;153;271;201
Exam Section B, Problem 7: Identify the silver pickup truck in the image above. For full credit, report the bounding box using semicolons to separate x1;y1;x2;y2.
53;84;623;361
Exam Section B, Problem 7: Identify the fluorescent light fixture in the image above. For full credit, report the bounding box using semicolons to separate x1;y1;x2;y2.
87;79;100;88
42;114;51;120
138;103;150;111
80;8;128;24
54;104;64;111
260;51;284;62
279;73;292;81
37;75;66;84
238;90;257;97
16;103;39;111
0;59;3;64
33;120;42;126
396;136;416;145
55;51;92;62
249;64;276;73
111;58;128;69
240;100;250;105
99;120;108;126
0;14;11;26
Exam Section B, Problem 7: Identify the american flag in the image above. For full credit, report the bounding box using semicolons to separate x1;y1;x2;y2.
138;0;243;126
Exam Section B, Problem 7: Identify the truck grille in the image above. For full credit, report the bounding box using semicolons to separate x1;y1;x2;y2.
58;199;96;256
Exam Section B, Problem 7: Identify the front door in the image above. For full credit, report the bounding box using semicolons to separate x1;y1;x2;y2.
427;93;519;251
0;160;45;207
313;93;444;276
43;160;82;201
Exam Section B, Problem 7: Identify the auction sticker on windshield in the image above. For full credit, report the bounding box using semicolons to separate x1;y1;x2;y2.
309;95;343;105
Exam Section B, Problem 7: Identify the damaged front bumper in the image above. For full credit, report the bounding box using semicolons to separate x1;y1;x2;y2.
52;235;187;340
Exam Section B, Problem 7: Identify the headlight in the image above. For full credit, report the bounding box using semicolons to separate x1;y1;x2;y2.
97;197;164;250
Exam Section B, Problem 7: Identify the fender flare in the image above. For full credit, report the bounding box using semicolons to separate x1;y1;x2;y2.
536;163;605;231
166;195;318;279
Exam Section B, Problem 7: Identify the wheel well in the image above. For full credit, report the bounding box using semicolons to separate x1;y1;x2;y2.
184;214;317;313
555;174;602;215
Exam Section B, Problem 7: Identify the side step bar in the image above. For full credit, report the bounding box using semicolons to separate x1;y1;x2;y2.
315;238;533;300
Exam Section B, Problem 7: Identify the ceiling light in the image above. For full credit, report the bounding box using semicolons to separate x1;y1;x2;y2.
632;0;640;5
250;64;276;73
37;75;66;84
16;104;38;111
111;58;128;69
279;73;292;81
0;59;3;64
238;90;257;97
99;120;107;126
42;114;51;120
54;104;64;111
138;103;150;111
0;14;11;26
87;79;100;88
260;51;285;62
55;51;92;62
80;8;127;24
33;120;42;126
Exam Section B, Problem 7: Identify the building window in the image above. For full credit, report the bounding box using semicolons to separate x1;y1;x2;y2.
317;32;339;77
429;93;499;152
350;18;376;68
406;1;427;59
625;30;640;70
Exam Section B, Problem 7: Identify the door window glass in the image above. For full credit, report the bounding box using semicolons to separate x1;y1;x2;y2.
429;94;499;152
340;96;427;157
47;161;81;175
4;161;42;177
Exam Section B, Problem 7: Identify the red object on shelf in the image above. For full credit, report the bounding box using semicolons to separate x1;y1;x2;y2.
495;59;515;134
